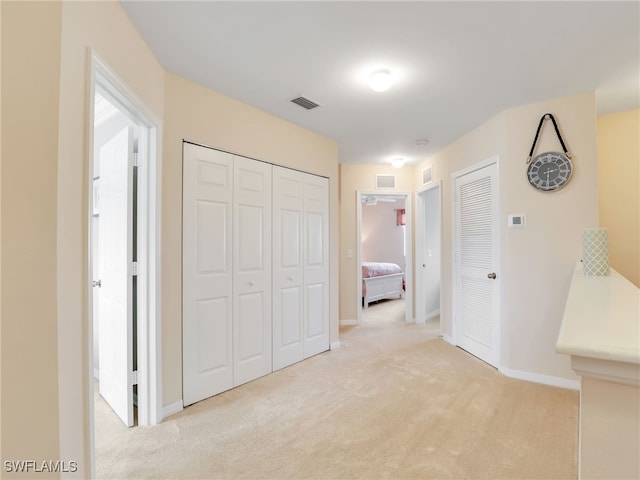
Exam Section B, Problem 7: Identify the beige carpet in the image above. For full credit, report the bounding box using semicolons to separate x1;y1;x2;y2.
95;304;578;479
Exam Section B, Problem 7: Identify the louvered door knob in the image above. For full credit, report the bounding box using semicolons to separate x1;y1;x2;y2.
487;273;497;280
92;280;102;288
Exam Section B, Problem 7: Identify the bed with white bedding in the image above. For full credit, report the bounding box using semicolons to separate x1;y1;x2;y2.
362;261;404;308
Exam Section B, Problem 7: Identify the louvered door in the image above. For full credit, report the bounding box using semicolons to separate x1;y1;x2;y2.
453;161;500;367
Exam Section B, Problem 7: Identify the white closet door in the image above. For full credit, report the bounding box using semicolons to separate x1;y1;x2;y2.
183;143;233;406
302;174;330;358
272;167;305;370
454;161;500;368
233;156;272;386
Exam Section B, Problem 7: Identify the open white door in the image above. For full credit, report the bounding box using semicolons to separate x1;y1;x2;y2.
97;126;135;426
416;184;441;325
453;160;501;367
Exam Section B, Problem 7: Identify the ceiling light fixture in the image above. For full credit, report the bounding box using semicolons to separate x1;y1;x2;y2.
391;157;405;168
369;69;393;92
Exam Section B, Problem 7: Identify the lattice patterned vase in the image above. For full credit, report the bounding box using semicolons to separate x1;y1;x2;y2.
582;228;610;276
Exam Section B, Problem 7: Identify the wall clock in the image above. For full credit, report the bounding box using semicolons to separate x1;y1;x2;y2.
526;113;573;192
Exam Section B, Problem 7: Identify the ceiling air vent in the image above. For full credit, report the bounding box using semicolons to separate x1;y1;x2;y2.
376;174;396;190
422;166;433;185
291;96;320;110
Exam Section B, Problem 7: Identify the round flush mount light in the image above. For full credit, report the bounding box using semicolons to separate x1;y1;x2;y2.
391;157;405;168
369;69;393;92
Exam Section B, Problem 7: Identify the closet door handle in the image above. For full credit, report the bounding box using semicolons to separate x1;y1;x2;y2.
249;281;255;286
287;276;294;281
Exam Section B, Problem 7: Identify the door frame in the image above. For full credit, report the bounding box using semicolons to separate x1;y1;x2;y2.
87;51;163;470
451;156;502;364
356;190;413;325
415;181;442;327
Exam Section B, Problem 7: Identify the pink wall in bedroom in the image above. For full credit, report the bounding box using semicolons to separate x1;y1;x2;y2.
361;198;406;271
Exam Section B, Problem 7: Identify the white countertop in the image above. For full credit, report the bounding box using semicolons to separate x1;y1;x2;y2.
557;262;640;365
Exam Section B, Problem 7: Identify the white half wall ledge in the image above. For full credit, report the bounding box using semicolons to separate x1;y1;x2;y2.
499;366;581;391
162;401;184;420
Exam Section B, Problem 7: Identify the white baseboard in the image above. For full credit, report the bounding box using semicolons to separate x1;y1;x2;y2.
330;341;341;350
162;400;184;419
499;366;580;390
441;334;454;345
340;319;358;326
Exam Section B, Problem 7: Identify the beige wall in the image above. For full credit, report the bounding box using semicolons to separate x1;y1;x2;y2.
414;111;508;339
597;109;640;287
339;164;415;321
55;2;166;475
414;91;598;381
162;72;339;405
502;93;598;379
2;2;63;475
3;1;338;475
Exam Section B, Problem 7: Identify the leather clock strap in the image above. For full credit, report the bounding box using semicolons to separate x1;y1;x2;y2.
527;113;572;164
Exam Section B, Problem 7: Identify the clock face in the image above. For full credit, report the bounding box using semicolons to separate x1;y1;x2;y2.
527;152;573;191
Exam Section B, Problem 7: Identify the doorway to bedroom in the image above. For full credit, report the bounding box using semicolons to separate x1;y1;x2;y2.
356;191;412;325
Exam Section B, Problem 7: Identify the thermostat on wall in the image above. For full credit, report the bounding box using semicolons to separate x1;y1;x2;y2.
508;214;526;228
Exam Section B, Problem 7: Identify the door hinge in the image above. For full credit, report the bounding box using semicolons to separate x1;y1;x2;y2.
130;370;138;386
132;152;140;168
130;261;138;276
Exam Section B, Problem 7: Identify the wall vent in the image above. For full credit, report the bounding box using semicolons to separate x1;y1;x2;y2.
422;166;433;185
290;96;320;110
376;174;396;190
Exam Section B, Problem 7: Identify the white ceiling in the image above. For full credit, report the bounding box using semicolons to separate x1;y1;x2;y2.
121;1;639;166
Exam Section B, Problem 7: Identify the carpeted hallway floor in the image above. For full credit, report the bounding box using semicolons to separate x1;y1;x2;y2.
95;299;578;479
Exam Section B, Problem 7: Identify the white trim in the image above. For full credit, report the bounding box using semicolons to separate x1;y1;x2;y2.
442;334;455;345
356;190;413;326
163;401;184;419
330;341;342;350
86;51;163;480
499;366;581;391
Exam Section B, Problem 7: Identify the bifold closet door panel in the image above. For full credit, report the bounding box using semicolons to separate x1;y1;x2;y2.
272;166;305;371
303;174;330;359
233;156;273;386
182;143;234;406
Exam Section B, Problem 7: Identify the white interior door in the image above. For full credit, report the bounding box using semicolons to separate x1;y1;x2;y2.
97;126;134;426
454;161;501;367
302;174;329;358
233;156;272;386
416;185;442;324
182;143;234;406
272;167;305;370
